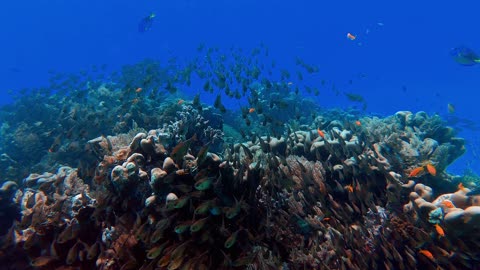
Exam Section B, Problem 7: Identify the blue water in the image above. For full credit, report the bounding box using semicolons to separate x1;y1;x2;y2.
1;0;479;175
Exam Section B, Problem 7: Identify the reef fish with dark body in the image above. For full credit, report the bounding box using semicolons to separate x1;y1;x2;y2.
450;46;480;66
138;13;156;32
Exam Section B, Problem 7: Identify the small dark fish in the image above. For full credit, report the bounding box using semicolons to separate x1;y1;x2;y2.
66;241;80;265
194;176;214;191
214;94;227;113
190;217;209;232
147;242;168;259
224;229;242;248
447;103;455;114
232;256;254;267
173;195;190;209
174;221;191;234
194;200;212;215
196;143;210;167
239;129;246;139
209;206;222;216
239;144;253;160
225;197;246;219
48;135;62;153
173;184;193;193
30;256;58;267
193;93;201;108
138;13;156;32
203;81;211;92
170;133;197;164
87;242;100;260
165;81;177;94
344;92;365;102
257;135;270;152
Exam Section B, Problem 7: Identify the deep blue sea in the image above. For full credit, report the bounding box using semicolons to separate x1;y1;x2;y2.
1;0;479;175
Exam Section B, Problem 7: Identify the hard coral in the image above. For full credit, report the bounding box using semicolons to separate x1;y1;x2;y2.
1;106;478;269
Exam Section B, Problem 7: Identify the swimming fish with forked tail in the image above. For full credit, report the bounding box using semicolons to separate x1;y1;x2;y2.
450;46;480;66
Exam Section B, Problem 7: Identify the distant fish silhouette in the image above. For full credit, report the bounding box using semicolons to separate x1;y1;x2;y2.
447;103;455;114
450;46;480;66
138;13;156;33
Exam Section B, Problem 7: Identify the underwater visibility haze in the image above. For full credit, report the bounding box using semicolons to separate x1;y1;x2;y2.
1;0;480;269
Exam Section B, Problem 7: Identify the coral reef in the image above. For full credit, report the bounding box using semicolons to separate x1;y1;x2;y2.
0;45;477;269
1;108;477;270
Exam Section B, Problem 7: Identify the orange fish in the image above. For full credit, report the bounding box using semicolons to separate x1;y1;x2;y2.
317;128;325;138
135;87;143;93
346;33;356;40
323;217;331;221
345;185;354;193
355;120;361;126
177;99;184;105
426;164;437;176
441;200;455;208
418;249;434;261
408;167;424;177
248;108;255;113
434;224;445;237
